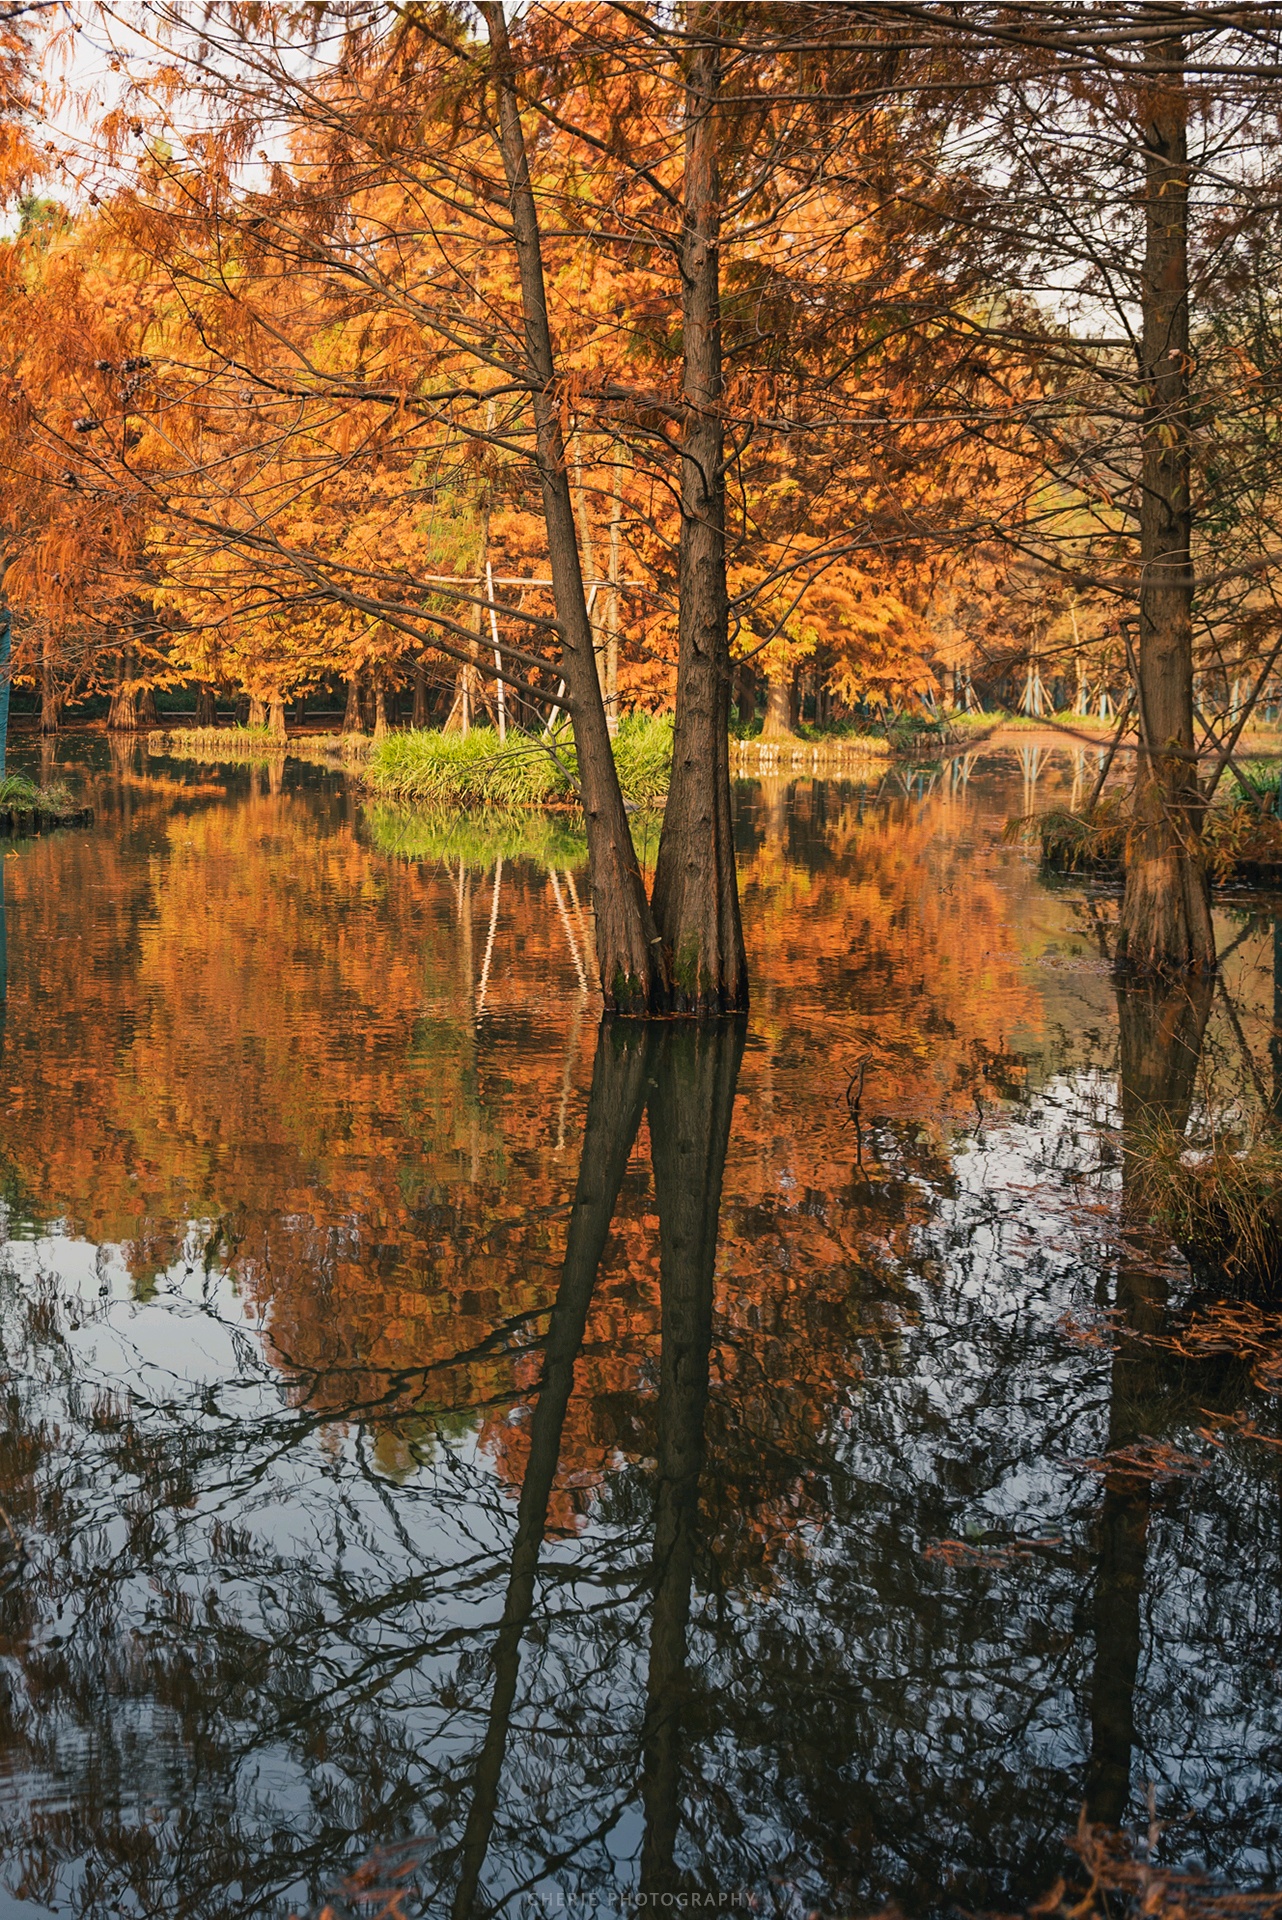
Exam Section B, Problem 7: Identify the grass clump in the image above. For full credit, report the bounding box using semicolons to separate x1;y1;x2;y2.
0;771;73;812
1204;801;1282;880
609;711;674;804
1026;781;1282;883
365;725;566;806
363;713;673;810
1014;796;1127;873
1136;1122;1282;1296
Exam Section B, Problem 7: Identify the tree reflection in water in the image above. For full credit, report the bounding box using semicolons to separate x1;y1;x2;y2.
1086;977;1212;1830
0;747;1280;1918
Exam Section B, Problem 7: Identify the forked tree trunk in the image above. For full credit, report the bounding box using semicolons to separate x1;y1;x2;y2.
444;658;476;735
650;11;748;1015
195;684;217;727
1116;34;1215;976
483;1;667;1015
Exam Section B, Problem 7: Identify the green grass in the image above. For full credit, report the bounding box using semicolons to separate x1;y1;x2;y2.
362;713;674;810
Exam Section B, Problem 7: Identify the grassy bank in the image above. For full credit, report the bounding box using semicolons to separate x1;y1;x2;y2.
149;727;373;765
362;714;674;809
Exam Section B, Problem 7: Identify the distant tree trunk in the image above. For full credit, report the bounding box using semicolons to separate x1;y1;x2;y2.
444;659;475;735
267;696;286;739
372;681;389;740
234;694;250;727
412;660;429;728
1117;34;1215;976
760;674;794;739
248;697;267;729
195;684;217;727
650;11;748;1015
342;675;364;734
39;626;59;735
483;1;667;1015
136;684;159;728
734;659;755;729
108;650;138;732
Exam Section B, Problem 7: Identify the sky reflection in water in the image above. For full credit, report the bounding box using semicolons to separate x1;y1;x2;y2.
0;736;1279;1920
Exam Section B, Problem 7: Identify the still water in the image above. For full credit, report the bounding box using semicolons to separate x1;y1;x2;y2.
0;736;1279;1919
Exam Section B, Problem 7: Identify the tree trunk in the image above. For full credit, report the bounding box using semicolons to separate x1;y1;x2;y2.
248;697;267;729
1117;35;1215;976
412;660;429;729
444;659;475;735
734;659;756;728
195;684;217;727
372;682;389;740
39;627;59;735
650;13;748;1015
482;2;667;1016
342;675;364;735
0;606;10;776
267;696;286;739
108;649;138;732
606;453;622;736
761;673;794;739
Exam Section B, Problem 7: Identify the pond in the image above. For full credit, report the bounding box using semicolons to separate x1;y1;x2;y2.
0;734;1279;1920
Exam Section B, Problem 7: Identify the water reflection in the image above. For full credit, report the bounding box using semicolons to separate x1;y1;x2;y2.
1087;977;1213;1828
0;742;1279;1917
